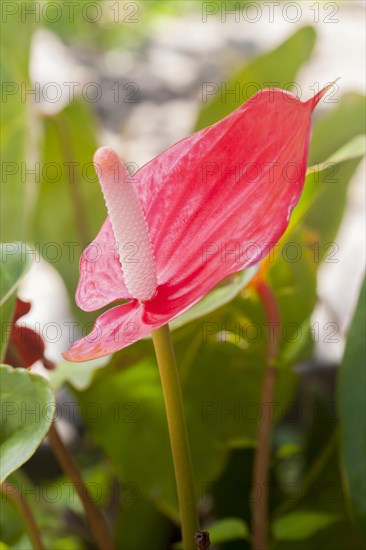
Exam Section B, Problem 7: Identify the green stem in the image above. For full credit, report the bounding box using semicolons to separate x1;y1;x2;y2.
48;422;115;550
0;482;45;550
152;324;199;550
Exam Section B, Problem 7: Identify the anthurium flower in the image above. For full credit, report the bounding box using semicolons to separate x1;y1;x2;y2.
5;298;54;370
64;87;328;362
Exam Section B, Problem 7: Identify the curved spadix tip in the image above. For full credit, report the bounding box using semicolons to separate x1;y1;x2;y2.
94;146;120;168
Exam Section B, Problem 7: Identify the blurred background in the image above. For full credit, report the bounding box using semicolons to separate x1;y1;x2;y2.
1;1;365;549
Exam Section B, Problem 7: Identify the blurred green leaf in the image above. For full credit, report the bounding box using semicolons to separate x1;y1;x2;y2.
0;468;86;549
268;227;317;364
302;94;366;250
291;164;354;238
308;134;365;172
30;100;104;315
267;92;366;366
41;0;202;51
288;93;365;244
49;357;108;391
115;493;173;550
76;359;177;517
338;278;366;520
309;93;366;166
206;517;249;544
303;158;362;251
0;365;55;482
195;26;316;130
273;511;341;541
51;536;83;550
0;490;25;546
184;341;296;448
0;244;32;305
0;470;45;548
77;338;296;518
276;443;302;460
0;243;33;361
40;0;106;47
0;2;36;242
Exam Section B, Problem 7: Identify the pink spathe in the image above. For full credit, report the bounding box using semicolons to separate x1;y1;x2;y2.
64;87;328;362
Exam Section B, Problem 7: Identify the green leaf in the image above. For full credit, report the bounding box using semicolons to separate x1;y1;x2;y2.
170;266;258;331
0;470;50;547
51;536;83;550
77;339;296;518
303;158;362;250
338;278;366;520
299;94;366;249
195;26;316;130
0;365;55;482
30;100;104;318
291;164;348;236
267;227;317;365
308;93;366;166
0;3;36;242
0;485;25;545
290;92;365;240
207;517;249;544
307;134;365;174
49;358;108;391
273;511;341;541
286;94;365;256
261;95;365;335
115;493;174;550
0;243;33;306
0;243;33;361
76;359;177;518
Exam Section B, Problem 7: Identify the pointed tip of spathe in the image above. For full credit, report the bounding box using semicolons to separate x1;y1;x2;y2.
307;78;341;111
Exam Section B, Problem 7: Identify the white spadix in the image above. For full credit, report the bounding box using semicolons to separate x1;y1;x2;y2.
94;147;157;301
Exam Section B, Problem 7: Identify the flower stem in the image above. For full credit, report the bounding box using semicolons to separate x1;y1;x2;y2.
47;422;115;550
250;279;281;550
152;324;199;550
0;482;45;550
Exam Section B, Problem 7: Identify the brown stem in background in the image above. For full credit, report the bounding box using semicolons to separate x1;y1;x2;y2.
0;482;45;550
48;422;115;550
251;279;281;550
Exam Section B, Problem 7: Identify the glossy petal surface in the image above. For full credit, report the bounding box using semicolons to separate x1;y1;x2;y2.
76;217;132;312
67;89;324;361
64;301;154;361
